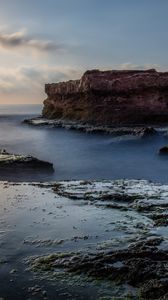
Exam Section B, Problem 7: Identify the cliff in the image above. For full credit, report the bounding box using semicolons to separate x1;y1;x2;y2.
42;69;168;125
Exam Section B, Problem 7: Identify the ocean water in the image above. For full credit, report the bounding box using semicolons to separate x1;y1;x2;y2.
0;104;167;300
0;104;168;182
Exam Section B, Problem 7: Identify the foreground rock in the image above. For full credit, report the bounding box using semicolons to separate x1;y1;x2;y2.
52;179;168;215
0;149;54;170
23;179;168;299
1;179;168;299
43;69;168;125
29;239;168;300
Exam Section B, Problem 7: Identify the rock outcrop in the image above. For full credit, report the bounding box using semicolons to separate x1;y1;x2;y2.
0;149;54;170
23;117;159;137
159;146;168;154
43;69;168;125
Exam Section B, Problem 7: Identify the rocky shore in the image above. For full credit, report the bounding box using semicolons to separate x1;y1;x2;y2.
29;240;168;300
43;69;168;125
0;179;167;299
25;179;167;299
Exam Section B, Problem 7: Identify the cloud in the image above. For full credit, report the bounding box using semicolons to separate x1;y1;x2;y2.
20;65;82;87
0;65;82;95
0;30;63;53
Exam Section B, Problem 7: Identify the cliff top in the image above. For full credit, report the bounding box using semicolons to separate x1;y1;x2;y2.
45;69;168;95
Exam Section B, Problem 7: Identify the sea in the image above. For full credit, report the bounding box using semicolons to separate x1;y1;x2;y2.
0;104;167;300
0;104;168;182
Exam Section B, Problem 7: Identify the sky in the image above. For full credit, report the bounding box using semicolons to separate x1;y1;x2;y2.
0;0;167;104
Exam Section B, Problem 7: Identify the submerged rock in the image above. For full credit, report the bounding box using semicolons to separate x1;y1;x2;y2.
0;149;54;170
159;146;168;154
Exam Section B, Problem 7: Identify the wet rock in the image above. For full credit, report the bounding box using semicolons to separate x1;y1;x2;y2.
10;268;17;274
0;149;54;171
23;117;57;127
138;127;157;137
139;279;168;299
150;214;168;226
23;238;65;247
159;146;168;154
23;117;160;139
28;239;168;299
51;180;168;216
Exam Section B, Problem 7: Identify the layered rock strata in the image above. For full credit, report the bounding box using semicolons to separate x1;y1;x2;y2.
43;69;168;125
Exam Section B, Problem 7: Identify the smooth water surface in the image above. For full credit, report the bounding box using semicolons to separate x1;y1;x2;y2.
0;104;168;182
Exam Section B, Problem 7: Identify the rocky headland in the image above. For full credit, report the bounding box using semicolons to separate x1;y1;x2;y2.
43;69;168;125
23;69;168;139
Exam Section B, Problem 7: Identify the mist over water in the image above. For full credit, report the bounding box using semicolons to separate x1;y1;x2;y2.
0;104;168;183
0;105;168;300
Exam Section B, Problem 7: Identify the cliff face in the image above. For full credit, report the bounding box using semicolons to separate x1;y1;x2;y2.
43;69;168;125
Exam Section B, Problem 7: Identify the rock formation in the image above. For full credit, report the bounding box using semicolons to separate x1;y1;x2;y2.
159;146;168;154
43;69;168;125
0;149;54;170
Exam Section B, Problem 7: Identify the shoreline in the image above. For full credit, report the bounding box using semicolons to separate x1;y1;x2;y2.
0;179;167;299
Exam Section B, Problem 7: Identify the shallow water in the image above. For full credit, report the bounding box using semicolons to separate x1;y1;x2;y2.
0;105;168;182
0;180;165;299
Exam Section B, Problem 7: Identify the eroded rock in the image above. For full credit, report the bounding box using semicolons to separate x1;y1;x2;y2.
43;69;168;125
28;238;168;299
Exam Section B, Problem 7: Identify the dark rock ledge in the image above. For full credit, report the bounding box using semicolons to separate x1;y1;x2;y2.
159;146;168;154
23;117;158;137
0;149;54;171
